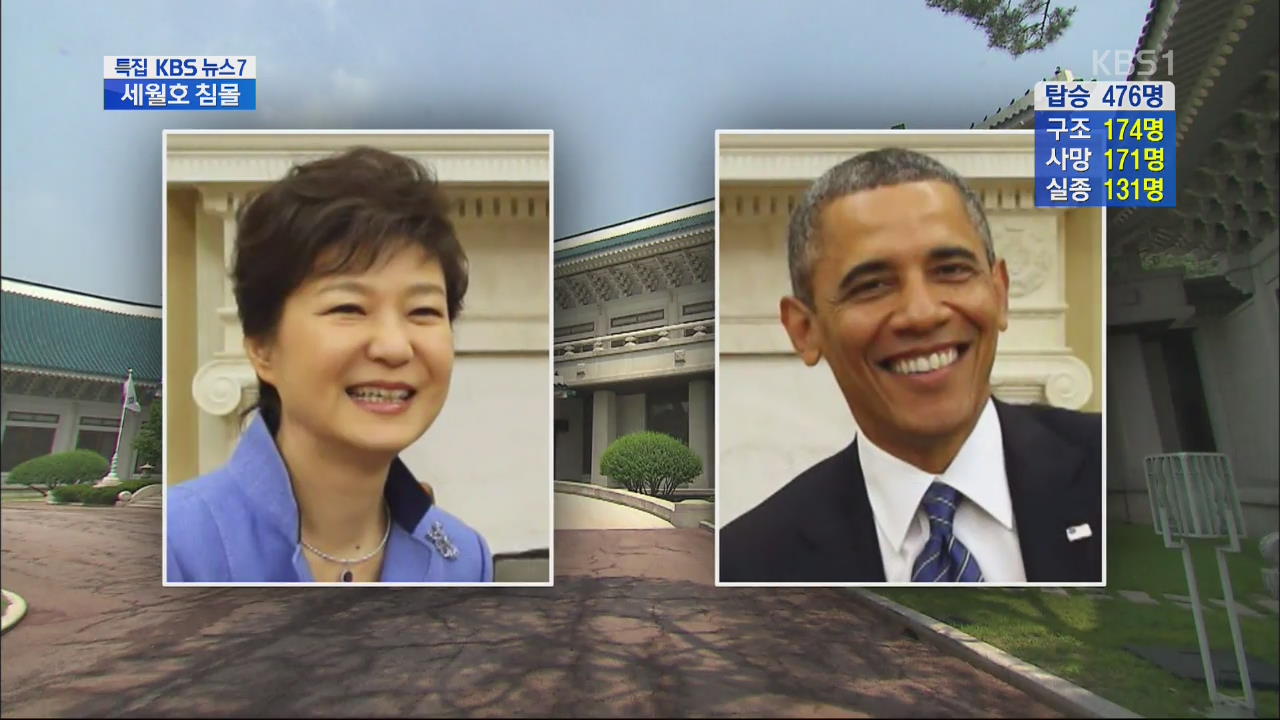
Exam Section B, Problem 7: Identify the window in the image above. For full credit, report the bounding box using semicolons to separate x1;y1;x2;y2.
8;411;59;424
76;416;119;466
1;411;60;473
555;321;596;339
610;308;664;329
76;429;118;464
1;427;58;472
645;386;689;446
682;300;714;317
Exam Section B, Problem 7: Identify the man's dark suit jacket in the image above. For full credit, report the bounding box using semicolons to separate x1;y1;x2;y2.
719;400;1102;583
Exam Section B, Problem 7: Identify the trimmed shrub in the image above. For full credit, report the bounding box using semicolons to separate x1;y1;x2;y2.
85;486;125;505
6;450;108;494
49;484;86;504
49;483;127;505
47;479;160;505
119;479;161;494
600;431;702;498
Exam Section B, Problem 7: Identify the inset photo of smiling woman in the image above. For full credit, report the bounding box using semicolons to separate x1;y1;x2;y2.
162;131;552;585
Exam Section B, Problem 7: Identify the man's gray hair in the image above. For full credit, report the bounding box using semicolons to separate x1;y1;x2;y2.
786;147;995;306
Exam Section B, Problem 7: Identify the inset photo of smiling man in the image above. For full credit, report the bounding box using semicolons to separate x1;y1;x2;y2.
716;131;1103;586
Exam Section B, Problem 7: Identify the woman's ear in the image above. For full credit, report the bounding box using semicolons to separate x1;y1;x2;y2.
243;335;277;386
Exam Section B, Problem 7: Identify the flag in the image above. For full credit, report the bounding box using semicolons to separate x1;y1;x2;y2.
123;372;141;413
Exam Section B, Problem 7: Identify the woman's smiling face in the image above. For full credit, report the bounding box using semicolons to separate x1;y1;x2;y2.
245;243;455;458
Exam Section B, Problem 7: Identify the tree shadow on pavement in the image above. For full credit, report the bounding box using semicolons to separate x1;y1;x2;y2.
9;580;1058;718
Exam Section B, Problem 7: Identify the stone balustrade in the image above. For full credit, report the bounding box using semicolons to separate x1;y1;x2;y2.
554;320;713;359
555;481;715;529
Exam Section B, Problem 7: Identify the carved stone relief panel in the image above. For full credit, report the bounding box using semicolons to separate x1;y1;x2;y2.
990;214;1059;302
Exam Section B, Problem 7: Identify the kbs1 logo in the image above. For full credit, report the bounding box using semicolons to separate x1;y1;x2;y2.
1092;49;1174;78
104;56;256;110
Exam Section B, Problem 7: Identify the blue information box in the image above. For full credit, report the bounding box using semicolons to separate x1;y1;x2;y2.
103;56;256;111
1034;82;1175;208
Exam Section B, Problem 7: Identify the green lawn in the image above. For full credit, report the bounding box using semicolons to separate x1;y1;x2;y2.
878;521;1279;718
1109;522;1272;599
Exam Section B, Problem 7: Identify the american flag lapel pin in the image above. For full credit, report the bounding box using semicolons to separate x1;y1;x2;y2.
429;521;459;560
1065;523;1093;542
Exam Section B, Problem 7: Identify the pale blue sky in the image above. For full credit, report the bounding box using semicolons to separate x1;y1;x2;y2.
1;0;1152;304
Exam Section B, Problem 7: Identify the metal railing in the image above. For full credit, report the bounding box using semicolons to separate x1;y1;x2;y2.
1144;452;1244;539
1144;452;1254;715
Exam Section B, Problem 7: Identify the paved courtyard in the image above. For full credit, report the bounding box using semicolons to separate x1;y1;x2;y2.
1;504;1059;717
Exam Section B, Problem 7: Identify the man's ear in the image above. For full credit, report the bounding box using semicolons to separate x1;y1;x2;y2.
992;257;1010;332
243;335;277;386
780;296;823;367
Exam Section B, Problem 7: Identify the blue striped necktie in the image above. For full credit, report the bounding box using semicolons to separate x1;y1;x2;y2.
911;481;984;582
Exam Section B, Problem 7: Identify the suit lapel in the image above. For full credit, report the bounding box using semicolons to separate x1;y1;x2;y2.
796;441;887;582
997;401;1092;581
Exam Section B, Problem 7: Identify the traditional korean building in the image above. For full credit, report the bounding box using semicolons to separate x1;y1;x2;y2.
553;201;715;495
979;0;1279;535
0;278;161;479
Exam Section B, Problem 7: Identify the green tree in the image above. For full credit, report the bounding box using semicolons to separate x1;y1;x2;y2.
600;431;702;499
133;401;161;472
4;450;108;496
926;0;1076;58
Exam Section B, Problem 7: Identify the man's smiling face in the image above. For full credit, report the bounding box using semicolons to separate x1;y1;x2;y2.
782;180;1009;461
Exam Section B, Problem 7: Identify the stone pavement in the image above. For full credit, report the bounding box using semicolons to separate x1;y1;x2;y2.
1;504;1060;717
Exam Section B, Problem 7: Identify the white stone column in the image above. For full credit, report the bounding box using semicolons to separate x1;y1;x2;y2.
618;393;646;436
53;398;77;454
1107;333;1165;523
193;188;254;474
688;378;713;490
590;390;617;486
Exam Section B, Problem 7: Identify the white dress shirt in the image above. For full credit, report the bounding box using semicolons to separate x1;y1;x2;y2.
858;399;1027;582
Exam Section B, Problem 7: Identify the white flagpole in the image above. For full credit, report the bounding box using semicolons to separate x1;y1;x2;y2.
98;368;132;487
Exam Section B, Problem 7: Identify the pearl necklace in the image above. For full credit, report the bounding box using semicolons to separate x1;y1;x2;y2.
300;506;392;582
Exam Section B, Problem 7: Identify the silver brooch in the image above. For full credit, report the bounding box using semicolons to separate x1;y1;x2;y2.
428;521;459;560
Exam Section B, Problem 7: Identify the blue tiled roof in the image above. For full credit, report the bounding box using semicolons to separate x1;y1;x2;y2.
555;212;713;261
1;290;161;383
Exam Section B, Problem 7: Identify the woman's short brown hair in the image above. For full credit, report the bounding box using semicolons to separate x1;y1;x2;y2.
232;146;469;429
